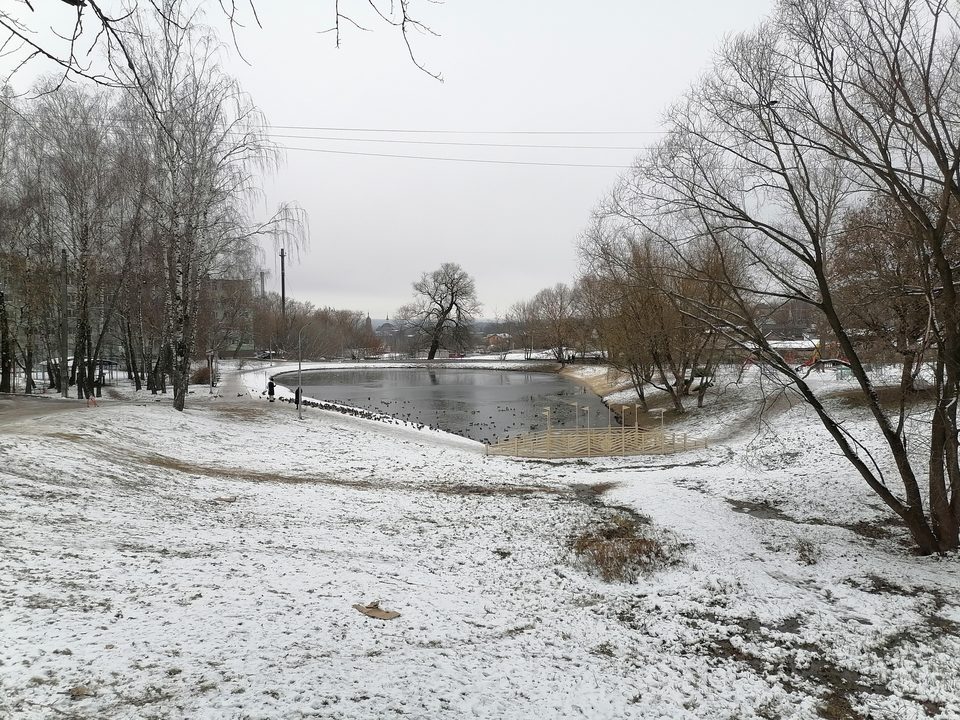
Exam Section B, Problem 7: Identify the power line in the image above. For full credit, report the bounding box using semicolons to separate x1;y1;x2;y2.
268;133;647;151
0;107;646;165
269;125;665;136
279;145;632;169
4;115;649;149
0;108;669;137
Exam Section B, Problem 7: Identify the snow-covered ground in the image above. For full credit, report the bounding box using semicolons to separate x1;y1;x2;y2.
1;363;959;719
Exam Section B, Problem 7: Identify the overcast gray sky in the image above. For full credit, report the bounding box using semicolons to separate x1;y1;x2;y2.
10;0;774;318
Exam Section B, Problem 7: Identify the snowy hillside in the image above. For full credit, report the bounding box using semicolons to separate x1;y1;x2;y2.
1;365;959;719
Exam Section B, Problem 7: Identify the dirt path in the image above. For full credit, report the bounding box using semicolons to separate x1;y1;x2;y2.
0;394;86;427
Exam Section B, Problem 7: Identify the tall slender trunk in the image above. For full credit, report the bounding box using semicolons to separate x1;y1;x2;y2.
153;351;167;394
0;289;12;393
126;320;141;391
73;225;93;399
24;346;34;394
627;363;649;412
651;348;685;412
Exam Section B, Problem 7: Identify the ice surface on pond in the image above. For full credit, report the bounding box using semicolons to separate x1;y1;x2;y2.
282;367;613;443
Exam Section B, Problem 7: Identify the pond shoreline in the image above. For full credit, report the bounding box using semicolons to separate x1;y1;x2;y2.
272;362;613;444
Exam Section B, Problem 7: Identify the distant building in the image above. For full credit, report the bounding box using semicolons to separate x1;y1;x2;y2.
198;277;255;357
484;332;512;353
376;319;400;353
376;321;397;337
757;299;816;340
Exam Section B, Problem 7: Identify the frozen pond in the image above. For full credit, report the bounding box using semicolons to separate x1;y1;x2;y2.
282;367;615;444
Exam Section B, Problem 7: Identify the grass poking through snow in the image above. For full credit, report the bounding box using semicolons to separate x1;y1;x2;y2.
570;511;687;582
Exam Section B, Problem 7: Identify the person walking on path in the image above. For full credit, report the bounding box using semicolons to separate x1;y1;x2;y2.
267;379;275;402
295;386;302;409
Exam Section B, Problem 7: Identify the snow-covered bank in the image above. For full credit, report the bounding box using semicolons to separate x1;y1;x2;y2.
2;366;960;719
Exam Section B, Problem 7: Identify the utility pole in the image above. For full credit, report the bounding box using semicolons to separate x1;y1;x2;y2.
280;248;286;324
60;248;68;398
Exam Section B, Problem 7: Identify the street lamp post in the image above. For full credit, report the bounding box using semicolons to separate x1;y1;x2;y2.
581;406;591;455
654;408;666;451
297;323;312;420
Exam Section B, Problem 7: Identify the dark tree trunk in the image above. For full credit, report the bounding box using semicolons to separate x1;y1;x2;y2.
626;363;650;412
45;357;57;390
651;350;685;412
0;289;12;393
24;346;34;394
151;352;166;395
126;320;141;391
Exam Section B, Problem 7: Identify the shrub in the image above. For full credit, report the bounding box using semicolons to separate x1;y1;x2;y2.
795;538;820;566
190;366;211;385
571;512;685;582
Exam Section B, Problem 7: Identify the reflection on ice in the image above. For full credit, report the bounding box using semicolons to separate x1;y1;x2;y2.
286;367;613;444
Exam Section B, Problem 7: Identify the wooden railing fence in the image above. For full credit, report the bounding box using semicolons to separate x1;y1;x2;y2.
485;427;707;459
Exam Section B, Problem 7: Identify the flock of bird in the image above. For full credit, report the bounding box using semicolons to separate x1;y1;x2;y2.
266;383;613;446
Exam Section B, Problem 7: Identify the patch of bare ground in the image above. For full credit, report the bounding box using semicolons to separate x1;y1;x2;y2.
46;431;87;441
589;458;710;473
658;607;943;720
212;405;264;420
825;385;936;408
430;483;560;497
133;451;362;487
124;450;564;499
520;458;591;467
583;480;619;496
726;498;903;542
657;576;954;718
710;638;888;719
0;395;84;425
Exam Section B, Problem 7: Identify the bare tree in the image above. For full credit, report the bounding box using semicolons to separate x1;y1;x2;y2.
830;195;934;394
506;300;536;360
0;1;442;93
529;283;578;364
577;268;655;411
0;89;19;393
399;262;480;360
601;0;960;553
580;219;727;410
119;1;306;410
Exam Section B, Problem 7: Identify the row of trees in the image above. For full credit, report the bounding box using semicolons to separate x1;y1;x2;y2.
257;294;379;360
457;0;960;555
0;1;305;410
565;0;960;554
0;0;454;407
390;264;593;363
